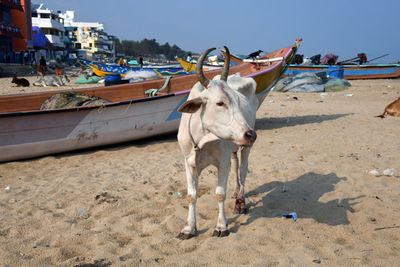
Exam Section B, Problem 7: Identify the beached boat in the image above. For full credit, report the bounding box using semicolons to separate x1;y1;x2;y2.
0;41;298;162
176;57;222;72
285;63;400;80
225;52;400;80
90;64;188;77
80;59;185;77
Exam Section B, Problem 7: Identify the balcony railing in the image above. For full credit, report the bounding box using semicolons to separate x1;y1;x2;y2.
0;22;22;37
32;17;65;31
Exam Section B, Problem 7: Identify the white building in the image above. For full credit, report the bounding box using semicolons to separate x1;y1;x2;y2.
31;3;66;52
61;10;104;31
60;10;115;61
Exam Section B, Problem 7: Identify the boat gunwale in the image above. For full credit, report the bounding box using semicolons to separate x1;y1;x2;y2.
286;63;400;80
0;92;183;118
288;63;400;69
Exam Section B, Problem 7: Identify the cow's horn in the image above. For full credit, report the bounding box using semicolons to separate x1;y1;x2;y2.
197;47;216;88
221;46;230;82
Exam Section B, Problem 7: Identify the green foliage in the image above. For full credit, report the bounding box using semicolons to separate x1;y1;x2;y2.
115;38;189;61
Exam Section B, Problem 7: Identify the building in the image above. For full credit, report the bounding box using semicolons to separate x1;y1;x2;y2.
31;3;66;59
60;10;115;61
0;0;33;63
75;26;116;61
63;25;78;58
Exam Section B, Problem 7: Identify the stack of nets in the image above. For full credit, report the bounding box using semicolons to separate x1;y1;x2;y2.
274;72;351;93
40;92;111;110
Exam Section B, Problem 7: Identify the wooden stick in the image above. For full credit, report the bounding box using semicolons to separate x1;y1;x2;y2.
367;53;390;63
242;57;284;63
374;225;400;231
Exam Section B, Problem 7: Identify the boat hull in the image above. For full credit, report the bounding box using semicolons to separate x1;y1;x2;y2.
0;93;188;162
285;64;400;80
85;60;184;77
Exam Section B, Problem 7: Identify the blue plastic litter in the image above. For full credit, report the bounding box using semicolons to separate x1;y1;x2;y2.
282;212;298;221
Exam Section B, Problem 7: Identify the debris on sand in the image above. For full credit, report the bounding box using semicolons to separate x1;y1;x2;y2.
282;212;298;221
369;169;380;176
382;168;396;176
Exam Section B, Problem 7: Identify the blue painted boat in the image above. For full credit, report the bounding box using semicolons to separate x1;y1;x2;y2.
79;59;186;77
285;63;400;80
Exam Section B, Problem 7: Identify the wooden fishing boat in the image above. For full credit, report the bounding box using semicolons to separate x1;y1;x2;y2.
0;41;298;162
175;57;222;72
286;63;400;80
81;59;184;77
225;52;400;80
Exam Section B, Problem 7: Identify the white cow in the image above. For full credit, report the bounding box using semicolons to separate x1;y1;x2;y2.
33;75;70;87
177;47;259;239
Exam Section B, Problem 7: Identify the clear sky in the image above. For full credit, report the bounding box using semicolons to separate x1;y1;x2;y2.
38;0;399;63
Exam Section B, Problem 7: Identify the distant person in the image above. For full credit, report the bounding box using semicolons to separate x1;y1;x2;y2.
23;51;29;65
118;57;124;66
55;58;65;76
310;54;321;65
186;53;193;62
38;56;47;76
357;53;368;65
31;51;37;65
291;54;304;64
138;56;144;68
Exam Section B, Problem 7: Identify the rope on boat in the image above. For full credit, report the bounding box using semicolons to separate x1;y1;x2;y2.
144;76;172;96
97;104;106;113
124;100;134;112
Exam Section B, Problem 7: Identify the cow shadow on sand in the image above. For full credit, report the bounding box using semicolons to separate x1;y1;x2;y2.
255;113;352;130
229;172;364;232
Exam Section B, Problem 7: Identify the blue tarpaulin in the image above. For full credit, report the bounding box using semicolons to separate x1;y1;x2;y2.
32;26;53;49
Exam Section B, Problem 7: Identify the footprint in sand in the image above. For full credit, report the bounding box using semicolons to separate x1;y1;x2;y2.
94;192;119;204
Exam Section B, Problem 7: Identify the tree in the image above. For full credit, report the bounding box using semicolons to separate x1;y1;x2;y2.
115;38;189;61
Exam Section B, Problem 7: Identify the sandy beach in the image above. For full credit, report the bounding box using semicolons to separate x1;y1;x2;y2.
2;72;97;96
0;77;399;266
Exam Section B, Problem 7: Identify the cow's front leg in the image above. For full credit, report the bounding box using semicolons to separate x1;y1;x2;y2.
232;151;240;199
177;160;198;240
234;146;251;214
213;161;230;237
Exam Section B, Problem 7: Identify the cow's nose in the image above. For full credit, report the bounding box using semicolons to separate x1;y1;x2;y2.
244;130;257;143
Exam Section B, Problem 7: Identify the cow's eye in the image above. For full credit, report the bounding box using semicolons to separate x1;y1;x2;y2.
216;102;225;107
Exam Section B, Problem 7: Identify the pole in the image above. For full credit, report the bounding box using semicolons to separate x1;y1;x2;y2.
367;53;389;63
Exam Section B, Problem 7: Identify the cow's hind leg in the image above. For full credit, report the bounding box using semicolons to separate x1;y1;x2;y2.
177;160;199;240
213;160;230;237
234;146;251;214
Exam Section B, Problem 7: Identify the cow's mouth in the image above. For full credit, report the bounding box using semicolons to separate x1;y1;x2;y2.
235;130;257;146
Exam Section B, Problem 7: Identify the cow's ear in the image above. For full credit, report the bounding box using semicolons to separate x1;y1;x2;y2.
178;97;203;113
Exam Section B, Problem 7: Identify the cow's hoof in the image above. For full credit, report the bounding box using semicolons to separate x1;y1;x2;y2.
234;198;248;214
176;228;197;240
212;229;230;237
176;232;196;240
234;206;248;214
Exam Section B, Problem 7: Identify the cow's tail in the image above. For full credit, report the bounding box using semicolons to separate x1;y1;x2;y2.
375;111;386;119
